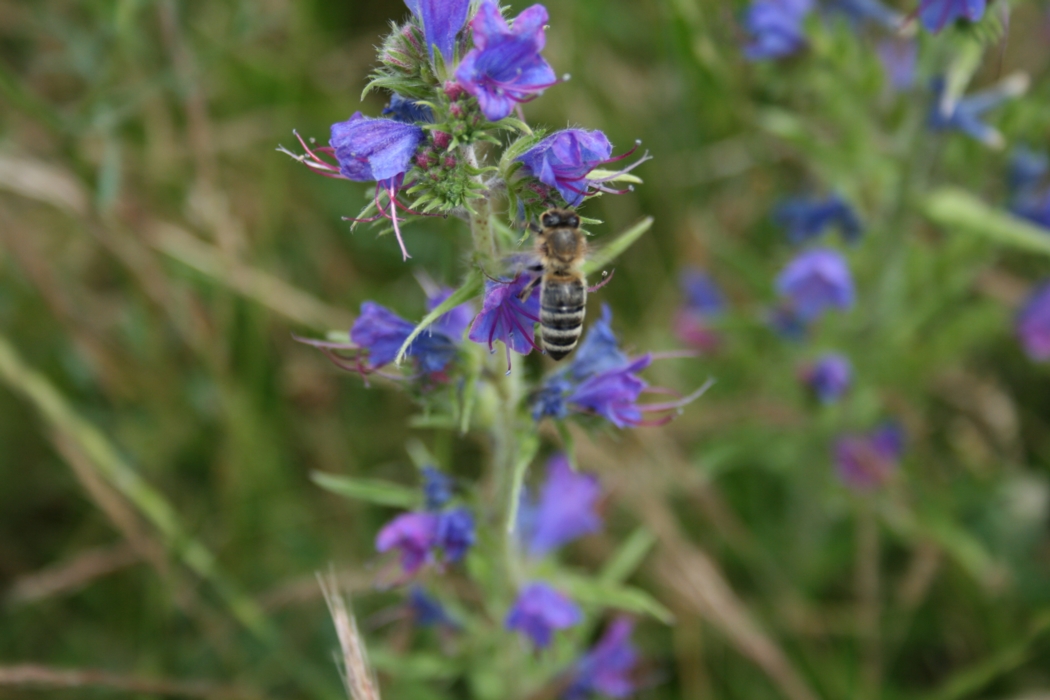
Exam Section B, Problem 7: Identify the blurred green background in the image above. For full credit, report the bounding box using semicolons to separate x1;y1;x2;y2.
2;0;1050;698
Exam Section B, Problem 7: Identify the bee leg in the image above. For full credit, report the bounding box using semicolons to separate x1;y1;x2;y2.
517;274;542;302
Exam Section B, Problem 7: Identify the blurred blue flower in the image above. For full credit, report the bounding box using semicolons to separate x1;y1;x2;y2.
919;0;985;33
351;301;459;373
408;586;456;627
681;269;726;316
467;274;542;370
517;129;648;208
518;454;602;557
376;511;439;574
877;37;917;91
454;1;557;121
531;375;574;421
1013;191;1050;230
775;249;855;322
422;466;453;511
331;112;425;183
768;303;809;340
505;582;583;648
928;75;1028;148
404;0;471;64
834;422;905;491
801;353;853;403
382;93;435;124
565;617;639;700
436;507;475;562
743;0;814;61
1008;147;1049;195
773;195;863;245
1017;281;1050;362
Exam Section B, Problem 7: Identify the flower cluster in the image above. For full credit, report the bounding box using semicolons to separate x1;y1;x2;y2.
376;467;476;576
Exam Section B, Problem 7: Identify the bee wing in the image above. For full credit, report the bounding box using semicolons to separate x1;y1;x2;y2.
501;252;543;275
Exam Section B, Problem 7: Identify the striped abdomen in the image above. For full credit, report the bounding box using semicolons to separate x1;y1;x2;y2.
540;274;586;361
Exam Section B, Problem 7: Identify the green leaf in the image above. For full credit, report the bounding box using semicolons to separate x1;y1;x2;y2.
310;471;417;508
581;216;654;276
395;270;484;366
923;187;1050;258
505;430;541;536
557;572;674;624
600;527;657;584
493;116;532;134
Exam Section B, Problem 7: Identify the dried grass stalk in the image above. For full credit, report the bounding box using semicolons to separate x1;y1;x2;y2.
317;570;381;700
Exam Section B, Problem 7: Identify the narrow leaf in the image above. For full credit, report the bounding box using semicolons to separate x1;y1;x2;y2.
395;269;484;366
310;471;417;509
923;187;1050;257
582;216;654;276
600;527;658;584
558;572;674;624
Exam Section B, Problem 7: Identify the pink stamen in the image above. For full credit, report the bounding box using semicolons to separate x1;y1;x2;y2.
588;269;615;293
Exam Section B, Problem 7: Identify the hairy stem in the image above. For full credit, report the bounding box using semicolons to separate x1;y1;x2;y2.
462;143;497;263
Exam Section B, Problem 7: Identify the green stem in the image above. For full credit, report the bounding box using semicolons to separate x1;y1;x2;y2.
462;143;497;263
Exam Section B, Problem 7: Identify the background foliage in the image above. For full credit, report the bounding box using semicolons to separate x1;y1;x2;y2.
2;0;1050;699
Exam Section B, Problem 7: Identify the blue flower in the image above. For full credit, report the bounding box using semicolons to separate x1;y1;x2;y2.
531;306;709;427
376;512;439;574
330;113;426;184
876;37;917;91
565;618;639;700
1017;281;1050;362
801;353;853;403
742;0;814;61
404;0;471;64
516;129;648;208
351;301;459;374
928;75;1028;148
518;454;602;557
775;248;855;322
773;195;863;245
505;582;583;649
408;586;456;628
568;305;630;380
919;0;985;33
421;467;453;511
436;507;475;563
675;270;725;352
1013;191;1050;230
835;422;905;491
454;1;557;122
382;93;435;124
467;274;541;370
1007;147;1049;195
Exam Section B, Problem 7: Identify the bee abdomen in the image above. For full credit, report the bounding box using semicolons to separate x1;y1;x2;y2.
540;277;586;361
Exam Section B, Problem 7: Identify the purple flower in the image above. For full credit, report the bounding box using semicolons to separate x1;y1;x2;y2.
775;248;855;322
835;422;905;491
376;512;439;574
928;75;1028;148
516;129;648;208
351;301;459;374
800;353;853;403
774;195;863;245
382;93;435;124
1013;191;1050;230
1008;147;1049;195
505;582;583;648
518;454;602;557
428;287;476;340
565;618;639;700
919;0;986;33
1017;281;1050;361
404;0;470;64
467;274;541;370
330;113;425;184
877;37;917;92
568;355;653;428
674;270;724;352
422;467;453;511
532;306;709;427
454;1;557;122
743;0;814;61
436;507;475;562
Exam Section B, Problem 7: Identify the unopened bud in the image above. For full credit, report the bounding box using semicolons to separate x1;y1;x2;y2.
432;131;452;150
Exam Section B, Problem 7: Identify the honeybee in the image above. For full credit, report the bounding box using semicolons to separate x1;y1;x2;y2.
518;208;588;361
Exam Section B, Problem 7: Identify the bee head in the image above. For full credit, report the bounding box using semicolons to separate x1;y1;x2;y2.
541;209;579;230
